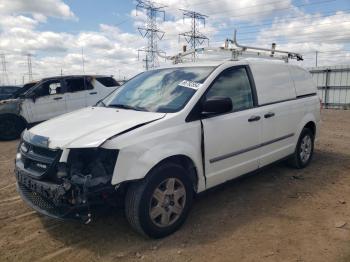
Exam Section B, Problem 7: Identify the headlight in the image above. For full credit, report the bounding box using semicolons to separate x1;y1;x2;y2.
16;153;21;160
67;148;119;177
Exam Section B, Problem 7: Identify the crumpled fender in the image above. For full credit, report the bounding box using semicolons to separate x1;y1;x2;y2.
0;99;22;116
104;120;206;193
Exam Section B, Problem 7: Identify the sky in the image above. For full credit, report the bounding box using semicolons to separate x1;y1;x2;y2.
0;0;349;85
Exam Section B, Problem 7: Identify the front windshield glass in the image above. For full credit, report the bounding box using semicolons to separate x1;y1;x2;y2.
102;67;214;113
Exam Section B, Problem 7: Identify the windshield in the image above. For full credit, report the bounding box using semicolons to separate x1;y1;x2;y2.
101;67;214;113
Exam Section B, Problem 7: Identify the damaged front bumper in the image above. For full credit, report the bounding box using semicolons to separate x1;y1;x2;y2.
15;139;119;223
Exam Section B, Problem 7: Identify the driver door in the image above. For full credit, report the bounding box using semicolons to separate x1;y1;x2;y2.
201;66;262;188
24;79;67;123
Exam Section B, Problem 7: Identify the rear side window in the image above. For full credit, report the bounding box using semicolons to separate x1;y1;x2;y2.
96;77;119;87
289;66;316;96
206;67;254;112
65;78;85;92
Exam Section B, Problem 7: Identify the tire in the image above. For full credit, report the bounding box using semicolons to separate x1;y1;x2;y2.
125;162;194;238
288;128;314;169
0;115;26;140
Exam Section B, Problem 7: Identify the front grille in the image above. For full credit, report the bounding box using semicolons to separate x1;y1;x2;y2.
18;183;72;219
18;141;61;179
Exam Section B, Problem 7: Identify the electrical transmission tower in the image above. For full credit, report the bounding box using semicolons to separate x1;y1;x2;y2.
26;54;33;82
136;0;166;70
179;9;209;61
0;53;9;85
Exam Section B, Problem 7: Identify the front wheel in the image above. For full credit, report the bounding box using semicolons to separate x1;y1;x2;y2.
125;162;194;238
288;128;315;169
0;115;26;140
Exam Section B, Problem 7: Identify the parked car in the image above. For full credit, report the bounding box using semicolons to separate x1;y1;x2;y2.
0;85;21;100
0;75;119;140
15;61;320;238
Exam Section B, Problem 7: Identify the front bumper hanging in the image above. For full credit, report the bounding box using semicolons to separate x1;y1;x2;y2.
16;169;94;223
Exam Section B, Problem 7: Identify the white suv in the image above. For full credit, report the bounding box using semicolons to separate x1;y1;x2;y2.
15;61;320;238
0;75;120;140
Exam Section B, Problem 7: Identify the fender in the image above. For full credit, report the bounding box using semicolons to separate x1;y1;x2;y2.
0;99;22;115
108;122;206;192
0;99;28;125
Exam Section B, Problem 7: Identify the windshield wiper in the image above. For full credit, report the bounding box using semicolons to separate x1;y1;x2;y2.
108;103;148;112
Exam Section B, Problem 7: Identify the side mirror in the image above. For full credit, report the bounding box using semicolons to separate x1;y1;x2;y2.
202;96;233;115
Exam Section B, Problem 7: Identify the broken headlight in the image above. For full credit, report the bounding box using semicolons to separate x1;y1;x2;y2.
67;148;118;179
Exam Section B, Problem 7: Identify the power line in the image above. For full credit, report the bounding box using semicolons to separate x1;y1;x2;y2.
136;0;166;70
215;20;350;37
209;32;350;43
226;9;350;31
202;0;336;17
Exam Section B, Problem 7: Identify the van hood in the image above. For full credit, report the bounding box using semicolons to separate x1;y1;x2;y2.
27;107;166;149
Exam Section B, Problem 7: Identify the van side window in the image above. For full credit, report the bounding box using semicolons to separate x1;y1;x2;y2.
206;67;253;112
65;78;85;92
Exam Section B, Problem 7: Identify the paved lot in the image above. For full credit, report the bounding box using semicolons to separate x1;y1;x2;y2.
0;109;350;262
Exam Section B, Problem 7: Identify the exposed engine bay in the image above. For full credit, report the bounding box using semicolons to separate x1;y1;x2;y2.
15;140;119;223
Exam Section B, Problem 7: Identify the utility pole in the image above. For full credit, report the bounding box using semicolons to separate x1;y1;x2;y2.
315;51;319;67
26;54;33;82
81;47;85;74
136;0;166;70
179;9;209;61
0;53;9;85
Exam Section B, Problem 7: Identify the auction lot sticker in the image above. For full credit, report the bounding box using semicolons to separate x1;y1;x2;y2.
178;80;203;90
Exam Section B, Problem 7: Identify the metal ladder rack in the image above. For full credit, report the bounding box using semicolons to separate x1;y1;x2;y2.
158;30;303;64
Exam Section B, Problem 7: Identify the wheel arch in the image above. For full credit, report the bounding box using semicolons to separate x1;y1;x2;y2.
145;155;199;192
112;142;205;193
0;113;28;140
295;113;317;142
304;121;316;137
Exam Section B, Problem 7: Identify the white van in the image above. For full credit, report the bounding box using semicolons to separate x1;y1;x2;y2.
0;75;120;140
15;60;320;238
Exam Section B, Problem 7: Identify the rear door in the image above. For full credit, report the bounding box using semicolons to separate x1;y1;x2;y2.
250;63;301;167
64;77;88;112
86;77;120;105
201;66;262;188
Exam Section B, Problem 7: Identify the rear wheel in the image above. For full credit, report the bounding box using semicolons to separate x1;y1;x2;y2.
0;115;26;140
125;162;194;238
288;128;314;169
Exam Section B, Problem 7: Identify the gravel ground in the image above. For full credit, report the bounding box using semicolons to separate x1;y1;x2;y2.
0;109;350;262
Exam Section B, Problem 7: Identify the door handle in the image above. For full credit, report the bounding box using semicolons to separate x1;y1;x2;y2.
53;97;62;100
264;112;275;118
89;92;97;95
248;115;261;122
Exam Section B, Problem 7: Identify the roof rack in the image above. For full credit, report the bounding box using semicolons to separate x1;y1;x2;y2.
159;30;303;64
